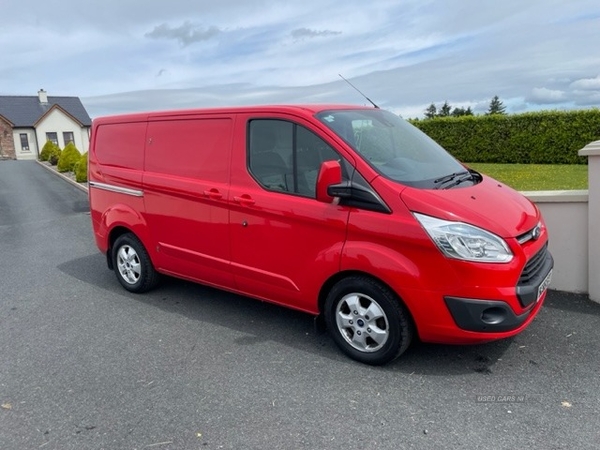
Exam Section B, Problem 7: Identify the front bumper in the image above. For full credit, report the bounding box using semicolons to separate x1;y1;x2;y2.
444;250;553;333
445;296;534;332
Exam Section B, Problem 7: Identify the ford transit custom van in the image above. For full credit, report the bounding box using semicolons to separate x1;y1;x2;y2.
89;105;553;365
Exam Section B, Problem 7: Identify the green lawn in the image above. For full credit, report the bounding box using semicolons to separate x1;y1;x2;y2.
465;163;588;191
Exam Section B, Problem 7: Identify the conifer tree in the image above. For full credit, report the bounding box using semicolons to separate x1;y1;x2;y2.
487;95;506;115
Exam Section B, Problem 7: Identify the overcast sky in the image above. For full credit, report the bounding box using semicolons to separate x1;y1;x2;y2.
2;0;599;118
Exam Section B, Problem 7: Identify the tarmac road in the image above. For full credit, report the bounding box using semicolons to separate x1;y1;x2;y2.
1;160;599;450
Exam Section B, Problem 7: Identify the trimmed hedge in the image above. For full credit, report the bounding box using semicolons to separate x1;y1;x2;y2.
409;109;600;164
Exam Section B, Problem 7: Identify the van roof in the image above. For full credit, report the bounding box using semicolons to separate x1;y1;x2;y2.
92;104;376;125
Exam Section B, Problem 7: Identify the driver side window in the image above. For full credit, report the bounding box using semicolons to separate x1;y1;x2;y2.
248;119;347;198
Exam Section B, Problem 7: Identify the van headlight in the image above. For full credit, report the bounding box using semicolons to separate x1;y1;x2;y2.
414;213;513;263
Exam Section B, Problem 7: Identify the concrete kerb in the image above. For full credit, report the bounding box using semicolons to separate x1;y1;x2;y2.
35;160;89;194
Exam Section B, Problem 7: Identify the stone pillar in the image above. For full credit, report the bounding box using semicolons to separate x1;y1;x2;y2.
579;140;600;303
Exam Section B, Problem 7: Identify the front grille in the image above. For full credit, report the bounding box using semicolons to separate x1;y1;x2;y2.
519;243;548;285
516;243;553;308
516;229;534;244
516;223;541;244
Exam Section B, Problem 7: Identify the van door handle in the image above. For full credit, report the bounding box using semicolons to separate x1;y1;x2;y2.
233;194;255;206
203;188;223;200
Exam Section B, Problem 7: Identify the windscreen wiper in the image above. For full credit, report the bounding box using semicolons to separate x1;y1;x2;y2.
434;171;474;189
434;171;469;186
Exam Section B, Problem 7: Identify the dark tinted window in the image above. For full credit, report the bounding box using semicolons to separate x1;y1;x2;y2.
248;119;343;197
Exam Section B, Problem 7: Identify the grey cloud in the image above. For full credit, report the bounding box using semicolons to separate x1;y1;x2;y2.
572;90;600;106
145;22;221;46
291;28;342;40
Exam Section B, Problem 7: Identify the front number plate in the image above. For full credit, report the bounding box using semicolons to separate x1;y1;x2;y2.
537;269;552;301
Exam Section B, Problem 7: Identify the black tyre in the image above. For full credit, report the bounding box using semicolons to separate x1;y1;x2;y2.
324;276;413;365
112;233;160;293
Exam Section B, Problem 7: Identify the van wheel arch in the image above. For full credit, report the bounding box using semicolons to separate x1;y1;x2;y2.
319;271;414;319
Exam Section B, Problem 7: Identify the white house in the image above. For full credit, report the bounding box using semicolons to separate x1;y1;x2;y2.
0;89;92;160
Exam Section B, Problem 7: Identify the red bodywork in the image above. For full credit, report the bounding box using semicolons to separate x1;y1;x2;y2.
89;105;550;345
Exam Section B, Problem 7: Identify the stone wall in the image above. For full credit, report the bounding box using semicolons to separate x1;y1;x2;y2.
0;117;16;160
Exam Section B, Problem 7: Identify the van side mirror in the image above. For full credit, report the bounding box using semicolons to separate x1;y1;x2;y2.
316;160;342;203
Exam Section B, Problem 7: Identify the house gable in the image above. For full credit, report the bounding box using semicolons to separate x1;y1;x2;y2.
34;104;85;128
35;107;90;154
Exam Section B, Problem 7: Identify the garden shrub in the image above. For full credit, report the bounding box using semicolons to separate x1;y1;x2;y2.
39;140;56;161
74;152;88;183
57;142;81;173
48;147;61;166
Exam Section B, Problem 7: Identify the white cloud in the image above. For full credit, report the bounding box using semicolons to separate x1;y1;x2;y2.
570;75;600;90
528;88;567;104
290;28;342;40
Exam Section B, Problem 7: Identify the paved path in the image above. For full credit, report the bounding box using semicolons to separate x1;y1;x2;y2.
1;160;599;449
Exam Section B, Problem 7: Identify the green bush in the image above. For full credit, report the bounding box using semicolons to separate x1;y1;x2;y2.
39;140;57;161
74;152;88;183
409;109;600;164
48;147;61;166
57;142;81;173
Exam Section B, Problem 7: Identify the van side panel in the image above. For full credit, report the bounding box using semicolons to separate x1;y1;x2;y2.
142;116;234;288
89;120;148;254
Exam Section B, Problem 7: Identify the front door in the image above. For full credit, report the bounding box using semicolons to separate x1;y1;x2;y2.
228;115;352;313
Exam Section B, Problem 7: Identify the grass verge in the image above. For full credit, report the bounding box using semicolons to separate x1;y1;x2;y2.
465;163;588;191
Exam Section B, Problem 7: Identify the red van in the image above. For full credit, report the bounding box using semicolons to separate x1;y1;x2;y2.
88;105;553;365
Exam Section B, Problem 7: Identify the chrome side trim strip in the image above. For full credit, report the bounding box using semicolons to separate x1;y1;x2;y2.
88;181;144;197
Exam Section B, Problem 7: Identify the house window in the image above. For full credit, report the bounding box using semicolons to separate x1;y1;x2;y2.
20;133;30;151
63;131;75;146
46;132;58;146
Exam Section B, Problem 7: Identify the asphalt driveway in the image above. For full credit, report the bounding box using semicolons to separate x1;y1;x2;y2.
1;160;599;449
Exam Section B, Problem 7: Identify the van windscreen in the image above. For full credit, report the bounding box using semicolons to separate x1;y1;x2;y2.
317;109;473;189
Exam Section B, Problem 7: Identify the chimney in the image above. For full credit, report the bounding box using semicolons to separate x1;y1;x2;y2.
38;89;48;104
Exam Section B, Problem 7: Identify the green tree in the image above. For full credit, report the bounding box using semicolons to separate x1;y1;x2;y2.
451;106;474;117
487;95;506;115
439;101;452;117
424;103;437;119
